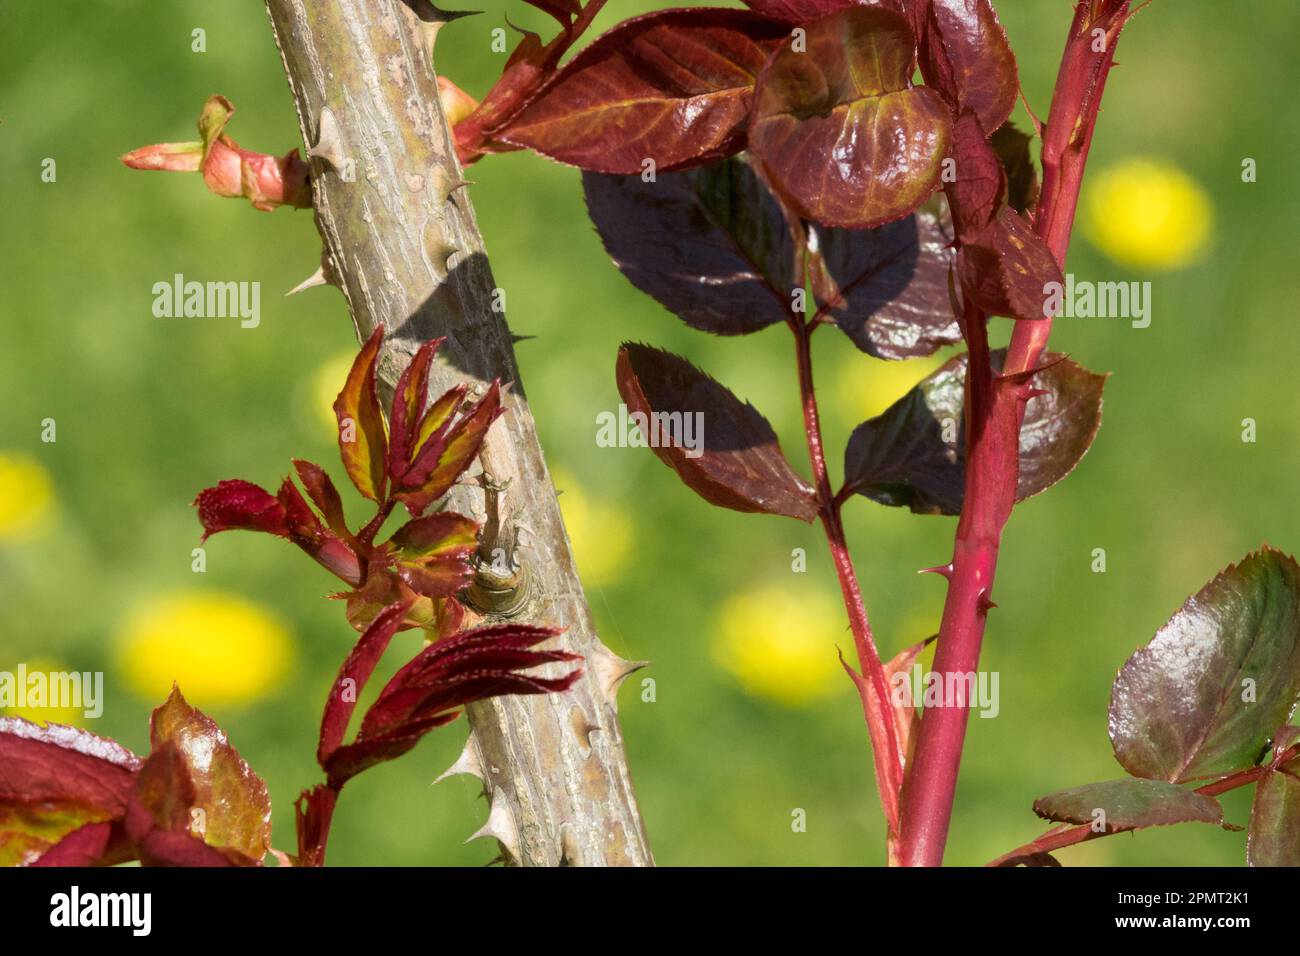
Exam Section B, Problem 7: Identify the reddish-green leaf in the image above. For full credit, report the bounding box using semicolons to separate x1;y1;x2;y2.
149;686;272;863
582;156;797;335
809;204;959;359
1248;726;1300;866
396;382;503;515
277;477;362;585
616;343;818;522
0;719;140;867
499;9;789;174
390;512;479;599
334;325;389;503
957;206;1062;321
388;339;442;482
1110;549;1300;783
1033;779;1225;831
917;0;1018;134
749;6;951;229
293;459;349;538
740;0;867;23
844;349;1105;513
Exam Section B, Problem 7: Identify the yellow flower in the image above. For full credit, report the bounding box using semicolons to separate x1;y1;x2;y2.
834;352;946;424
0;452;55;541
1;660;85;727
713;586;845;707
115;592;294;706
1083;158;1212;270
552;469;633;587
307;351;355;433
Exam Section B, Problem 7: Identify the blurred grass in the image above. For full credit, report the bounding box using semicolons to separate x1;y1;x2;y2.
1;0;1297;866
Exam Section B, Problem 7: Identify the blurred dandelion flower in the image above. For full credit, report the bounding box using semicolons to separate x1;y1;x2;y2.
834;353;946;424
552;469;633;587
0;452;55;541
0;660;84;727
307;351;356;433
115;591;293;706
713;586;843;707
1083;157;1212;270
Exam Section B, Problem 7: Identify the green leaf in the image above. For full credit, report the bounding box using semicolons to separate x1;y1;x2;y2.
843;350;1106;514
749;6;951;229
1248;726;1300;866
1033;778;1224;831
1110;549;1300;782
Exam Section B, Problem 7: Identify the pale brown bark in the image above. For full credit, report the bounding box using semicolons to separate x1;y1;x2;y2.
262;0;652;866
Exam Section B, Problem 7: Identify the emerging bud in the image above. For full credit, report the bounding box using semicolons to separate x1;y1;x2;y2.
122;95;311;211
437;76;480;129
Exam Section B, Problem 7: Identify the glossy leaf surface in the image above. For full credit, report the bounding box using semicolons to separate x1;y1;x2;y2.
749;6;951;228
917;0;1018;133
810;205;959;358
1110;549;1300;783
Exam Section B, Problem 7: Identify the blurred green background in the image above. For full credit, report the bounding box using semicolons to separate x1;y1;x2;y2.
2;0;1298;866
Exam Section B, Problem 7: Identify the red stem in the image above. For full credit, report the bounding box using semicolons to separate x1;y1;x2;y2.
789;317;904;833
898;0;1132;866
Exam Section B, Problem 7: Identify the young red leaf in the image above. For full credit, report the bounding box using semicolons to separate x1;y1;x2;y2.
1248;726;1300;866
809;205;960;359
957;206;1063;321
396;382;503;516
0;719;141;867
388;338;443;483
28;822;120;867
944;111;1006;241
194;479;290;540
749;6;951;229
323;624;581;787
616;343;819;522
739;0;863;23
1110;549;1300;783
390;512;479;598
498;9;790;174
1033;779;1226;832
917;0;1018;134
334;325;390;503
582;156;798;335
292;459;350;538
318;600;413;765
843;350;1105;513
277;477;363;585
149;686;272;863
357;624;582;741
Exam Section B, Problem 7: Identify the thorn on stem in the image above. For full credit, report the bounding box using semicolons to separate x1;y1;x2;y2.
919;563;955;580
